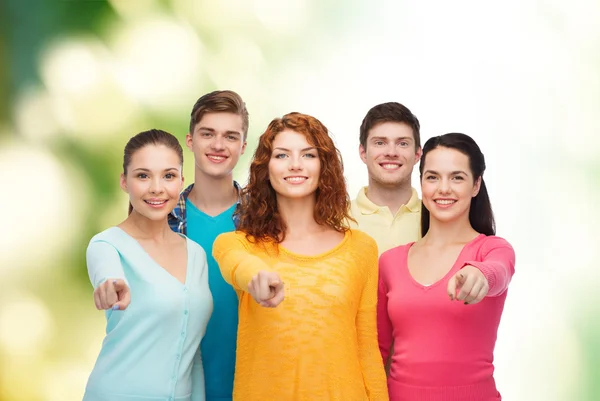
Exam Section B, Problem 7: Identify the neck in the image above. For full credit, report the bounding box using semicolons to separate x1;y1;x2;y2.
421;215;479;247
277;195;325;238
366;179;414;215
121;213;172;242
190;170;237;215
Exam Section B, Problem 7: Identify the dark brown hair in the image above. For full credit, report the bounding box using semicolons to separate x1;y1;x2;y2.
419;133;495;236
189;90;249;139
123;129;183;214
359;102;421;150
235;112;353;243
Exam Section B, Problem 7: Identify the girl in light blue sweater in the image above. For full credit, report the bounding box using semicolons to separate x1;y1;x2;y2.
84;129;213;401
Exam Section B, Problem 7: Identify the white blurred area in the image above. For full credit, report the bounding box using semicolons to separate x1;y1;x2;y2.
4;0;598;400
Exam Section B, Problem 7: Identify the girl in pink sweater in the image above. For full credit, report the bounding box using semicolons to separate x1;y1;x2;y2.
378;133;515;401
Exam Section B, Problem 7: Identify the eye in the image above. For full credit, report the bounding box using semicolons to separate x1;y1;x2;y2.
227;135;239;141
425;175;437;180
303;153;317;158
137;173;149;179
165;173;176;179
374;140;384;146
399;141;409;147
274;153;288;159
201;132;213;138
453;176;464;181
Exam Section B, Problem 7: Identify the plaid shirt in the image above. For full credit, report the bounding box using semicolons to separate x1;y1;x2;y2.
168;181;242;235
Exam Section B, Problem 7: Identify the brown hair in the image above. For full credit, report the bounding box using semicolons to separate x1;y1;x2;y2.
359;102;421;150
189;90;249;139
123;129;183;214
235;112;353;243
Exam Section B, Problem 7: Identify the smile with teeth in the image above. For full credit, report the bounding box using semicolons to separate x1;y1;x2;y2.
207;154;227;162
145;200;167;205
380;163;401;170
434;199;456;205
284;176;307;183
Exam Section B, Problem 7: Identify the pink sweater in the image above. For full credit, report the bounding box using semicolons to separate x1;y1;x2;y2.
377;234;515;401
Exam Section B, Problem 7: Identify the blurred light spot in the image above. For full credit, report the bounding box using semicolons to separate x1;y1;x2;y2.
206;36;265;97
0;145;86;274
40;37;140;139
495;274;584;400
252;0;309;33
110;18;205;114
0;357;44;400
0;295;54;356
172;0;251;29
108;0;161;19
14;86;61;141
43;361;90;401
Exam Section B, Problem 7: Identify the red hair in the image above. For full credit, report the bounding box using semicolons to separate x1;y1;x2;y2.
235;112;353;243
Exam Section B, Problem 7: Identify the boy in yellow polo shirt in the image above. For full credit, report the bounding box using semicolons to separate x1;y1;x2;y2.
350;102;422;254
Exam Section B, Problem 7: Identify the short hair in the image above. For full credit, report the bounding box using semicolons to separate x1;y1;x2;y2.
189;90;249;139
359;102;421;149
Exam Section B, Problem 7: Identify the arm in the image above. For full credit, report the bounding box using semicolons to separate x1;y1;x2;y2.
377;255;393;373
86;240;126;288
212;232;271;292
86;240;130;310
464;237;515;297
356;237;389;401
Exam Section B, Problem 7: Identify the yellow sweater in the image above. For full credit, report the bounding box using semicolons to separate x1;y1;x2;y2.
213;229;388;401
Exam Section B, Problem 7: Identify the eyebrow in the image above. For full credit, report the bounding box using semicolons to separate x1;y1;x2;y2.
273;147;317;152
196;127;242;136
371;136;413;141
423;169;468;175
132;167;179;172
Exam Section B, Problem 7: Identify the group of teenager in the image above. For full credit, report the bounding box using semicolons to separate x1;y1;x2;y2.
83;90;515;401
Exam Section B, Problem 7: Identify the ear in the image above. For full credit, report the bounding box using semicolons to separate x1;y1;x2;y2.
120;173;128;192
241;140;247;155
472;176;482;197
185;132;193;151
359;144;367;164
415;146;423;164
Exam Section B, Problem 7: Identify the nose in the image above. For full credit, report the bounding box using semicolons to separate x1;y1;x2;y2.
288;154;303;171
438;177;451;194
383;142;399;157
149;177;164;194
211;135;225;151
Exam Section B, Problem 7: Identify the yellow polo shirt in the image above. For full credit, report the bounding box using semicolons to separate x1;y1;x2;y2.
349;187;421;255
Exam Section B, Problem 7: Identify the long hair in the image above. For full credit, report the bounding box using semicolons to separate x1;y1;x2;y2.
235;112;353;243
123;129;183;215
419;133;495;236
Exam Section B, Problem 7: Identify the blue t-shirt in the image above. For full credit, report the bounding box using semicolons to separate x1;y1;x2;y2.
186;200;238;401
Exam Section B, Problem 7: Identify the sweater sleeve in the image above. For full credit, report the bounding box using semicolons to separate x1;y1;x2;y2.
355;235;389;401
463;236;516;297
86;240;126;289
377;251;393;367
213;232;270;292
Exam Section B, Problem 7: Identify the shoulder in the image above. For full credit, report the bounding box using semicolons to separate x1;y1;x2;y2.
379;243;412;269
347;229;377;252
88;227;122;249
183;236;207;257
475;234;514;253
214;230;251;249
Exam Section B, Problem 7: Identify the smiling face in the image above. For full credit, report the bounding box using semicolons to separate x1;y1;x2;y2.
120;144;184;220
186;112;247;180
420;146;481;225
268;129;321;202
359;121;421;188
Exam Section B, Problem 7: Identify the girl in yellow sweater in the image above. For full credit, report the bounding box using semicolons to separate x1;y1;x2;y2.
213;112;388;401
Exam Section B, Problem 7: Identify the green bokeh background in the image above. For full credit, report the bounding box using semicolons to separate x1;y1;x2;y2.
1;0;598;400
